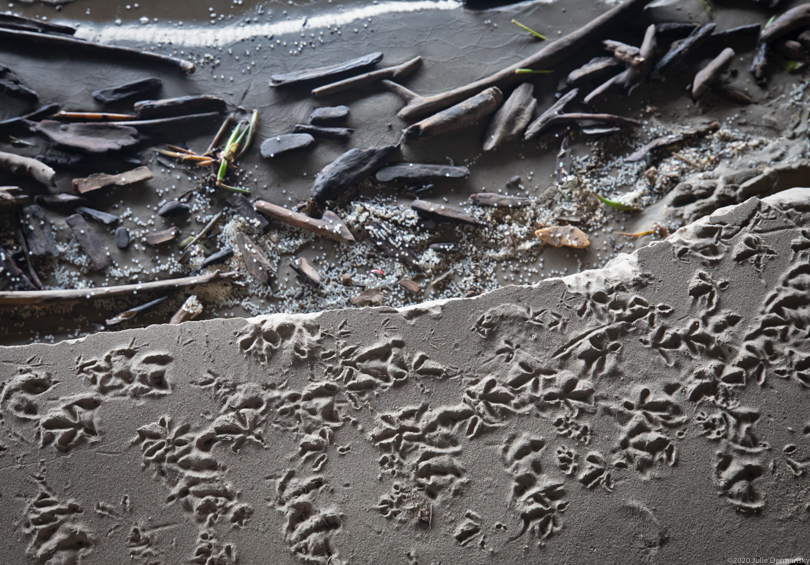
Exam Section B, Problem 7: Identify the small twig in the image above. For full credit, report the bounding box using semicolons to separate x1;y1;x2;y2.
205;114;234;156
672;152;701;169
0;271;238;305
179;211;224;264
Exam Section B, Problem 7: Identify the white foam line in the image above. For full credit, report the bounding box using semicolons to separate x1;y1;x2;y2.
78;0;461;48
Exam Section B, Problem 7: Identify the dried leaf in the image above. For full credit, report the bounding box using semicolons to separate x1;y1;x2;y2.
535;225;590;249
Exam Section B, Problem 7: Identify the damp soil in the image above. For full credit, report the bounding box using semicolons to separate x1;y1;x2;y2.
0;0;808;344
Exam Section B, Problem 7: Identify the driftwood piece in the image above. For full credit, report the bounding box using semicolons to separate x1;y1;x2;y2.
106;296;168;326
271;52;383;87
582;72;624;105
309;106;350;125
364;221;421;270
311;145;398;205
692;48;735;99
470;193;532;208
566;57;623;86
0;27;195;73
34;193;87;210
0;186;27;208
0;13;75;35
375;164;470;183
293;123;354;141
411;199;484;226
0;243;35;290
158;201;190;218
652;23;716;78
235;232;273;284
254;200;355;244
483;83;537;151
750;42;770;85
400;86;503;141
603;40;644;66
0;63;38;101
0;150;56;187
615;23;657;95
134;95;226;119
66;213;111;270
0;270;236;306
170;295;203;324
72;166;153;194
115;226;130;249
625;121;719;162
312;56;422;98
385;0;652;121
144;227;179;246
200;247;233;270
536;225;590;248
351;288;384;307
260;133;315;159
760;4;810;44
524;88;578;141
76;206;119;226
19;204;58;258
526;112;640;139
227;195;269;232
35;120;139;154
290;257;320;286
92;78;162;105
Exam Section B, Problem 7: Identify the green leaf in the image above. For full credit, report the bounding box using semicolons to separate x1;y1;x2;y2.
511;19;546;41
764;14;776;29
596;194;640;212
515;68;554;75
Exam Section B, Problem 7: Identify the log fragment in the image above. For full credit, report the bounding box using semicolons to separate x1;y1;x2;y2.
66;213;111;270
483;83;537;151
235;232;273;284
254;200;355;244
401;87;503;141
19;204;58;258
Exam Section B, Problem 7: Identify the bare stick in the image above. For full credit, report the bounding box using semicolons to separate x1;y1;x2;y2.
54;111;136;121
384;0;653;121
652;23;716;79
0;270;237;306
312;56;422;98
760;4;810;44
402;87;503;141
15;228;42;289
692;47;735;99
615;24;656;95
0;150;55;187
0;27;195;73
524;89;578;141
254;200;355;244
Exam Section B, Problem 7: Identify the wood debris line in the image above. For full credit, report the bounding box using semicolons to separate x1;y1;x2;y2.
524;89;578;141
0;27;195;73
0;271;238;306
254;200;355;244
312;56;422;98
383;0;653;121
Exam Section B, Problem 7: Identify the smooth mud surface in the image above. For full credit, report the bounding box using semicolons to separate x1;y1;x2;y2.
0;0;809;344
